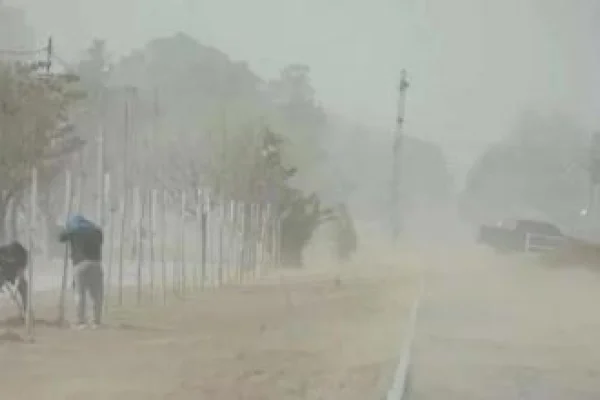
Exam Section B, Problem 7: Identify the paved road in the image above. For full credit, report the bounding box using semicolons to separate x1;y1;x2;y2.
408;247;600;399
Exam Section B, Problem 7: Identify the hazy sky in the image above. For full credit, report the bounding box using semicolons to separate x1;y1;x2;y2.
6;0;600;171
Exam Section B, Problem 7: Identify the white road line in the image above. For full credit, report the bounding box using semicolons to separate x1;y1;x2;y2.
386;272;424;400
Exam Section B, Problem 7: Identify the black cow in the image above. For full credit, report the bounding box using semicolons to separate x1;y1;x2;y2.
0;241;28;314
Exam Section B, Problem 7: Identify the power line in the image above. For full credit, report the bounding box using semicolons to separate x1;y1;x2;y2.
0;37;52;73
0;46;47;56
51;53;72;69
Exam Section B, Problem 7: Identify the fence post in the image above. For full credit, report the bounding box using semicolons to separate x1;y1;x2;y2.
218;198;225;287
249;203;257;280
103;173;113;312
194;190;202;292
229;200;238;284
203;191;211;288
226;200;235;284
96;128;104;228
58;170;73;326
74;171;83;215
180;191;187;296
261;204;271;273
274;214;282;268
149;189;157;303
26;168;38;340
240;202;247;283
117;192;127;306
160;189;168;305
236;202;244;284
135;187;143;305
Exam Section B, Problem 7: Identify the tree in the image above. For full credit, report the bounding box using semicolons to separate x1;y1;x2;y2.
0;61;84;240
76;35;338;265
267;64;328;177
460;111;590;227
76;39;111;94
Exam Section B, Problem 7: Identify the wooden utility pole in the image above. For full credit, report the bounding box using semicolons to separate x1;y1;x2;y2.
391;69;409;241
45;37;52;73
587;132;600;218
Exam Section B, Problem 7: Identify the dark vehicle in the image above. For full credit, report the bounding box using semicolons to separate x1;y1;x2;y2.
478;219;565;253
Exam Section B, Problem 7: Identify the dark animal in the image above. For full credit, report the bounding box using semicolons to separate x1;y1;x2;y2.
0;241;28;313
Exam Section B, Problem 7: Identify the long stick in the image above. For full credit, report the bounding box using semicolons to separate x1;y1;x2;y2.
96;128;104;227
103;173;113;312
58;170;73;325
228;200;236;284
117;194;126;306
26;168;37;340
240;202;247;283
199;190;207;290
194;190;201;292
135;187;144;305
218;199;224;287
204;192;211;287
161;189;167;304
149;189;156;303
117;94;131;306
180;191;186;295
237;201;246;284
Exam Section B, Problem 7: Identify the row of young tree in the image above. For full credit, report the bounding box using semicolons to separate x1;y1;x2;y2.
0;31;346;267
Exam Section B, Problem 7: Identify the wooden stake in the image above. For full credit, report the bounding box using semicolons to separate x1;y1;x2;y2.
103;173;113;312
149;189;157;303
26;168;37;340
180;191;187;295
160;189;167;304
58;170;72;326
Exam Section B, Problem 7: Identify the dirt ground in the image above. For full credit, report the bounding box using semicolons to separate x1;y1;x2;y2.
0;261;417;400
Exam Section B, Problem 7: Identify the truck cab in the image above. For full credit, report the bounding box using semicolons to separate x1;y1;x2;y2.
478;219;564;253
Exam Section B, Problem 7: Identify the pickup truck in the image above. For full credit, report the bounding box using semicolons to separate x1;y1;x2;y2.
477;219;565;253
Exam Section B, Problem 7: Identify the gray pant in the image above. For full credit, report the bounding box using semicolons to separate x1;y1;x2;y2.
73;260;104;325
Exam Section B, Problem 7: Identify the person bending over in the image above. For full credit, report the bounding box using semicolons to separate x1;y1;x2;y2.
59;215;104;329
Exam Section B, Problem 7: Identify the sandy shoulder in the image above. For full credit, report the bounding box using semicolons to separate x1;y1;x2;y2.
0;264;416;400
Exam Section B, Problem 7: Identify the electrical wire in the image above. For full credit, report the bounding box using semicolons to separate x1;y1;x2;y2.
0;46;48;56
51;53;74;70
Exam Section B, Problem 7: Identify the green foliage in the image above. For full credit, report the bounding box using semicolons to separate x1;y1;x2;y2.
266;64;328;174
279;192;336;267
0;61;84;236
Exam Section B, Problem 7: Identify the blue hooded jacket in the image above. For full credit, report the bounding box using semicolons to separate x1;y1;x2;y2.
65;215;98;233
59;214;103;264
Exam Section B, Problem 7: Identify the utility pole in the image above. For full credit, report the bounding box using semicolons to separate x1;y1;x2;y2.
45;36;52;73
391;69;409;241
587;132;600;218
